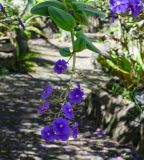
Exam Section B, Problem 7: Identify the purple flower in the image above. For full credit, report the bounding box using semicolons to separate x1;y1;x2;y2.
41;84;53;99
68;84;84;104
41;125;55;142
55;132;70;141
17;18;25;30
110;0;129;14
72;122;78;140
129;0;143;18
62;102;74;119
0;3;7;17
52;117;71;141
38;101;50;113
54;59;68;74
53;117;71;134
109;0;143;18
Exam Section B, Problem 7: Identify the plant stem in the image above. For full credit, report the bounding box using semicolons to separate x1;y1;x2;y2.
70;30;76;84
63;30;76;102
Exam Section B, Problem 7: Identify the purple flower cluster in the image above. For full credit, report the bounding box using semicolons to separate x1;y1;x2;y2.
39;83;85;142
39;58;85;142
41;117;78;141
110;0;143;18
39;83;82;141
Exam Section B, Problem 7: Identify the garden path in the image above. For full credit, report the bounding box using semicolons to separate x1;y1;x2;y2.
0;39;143;160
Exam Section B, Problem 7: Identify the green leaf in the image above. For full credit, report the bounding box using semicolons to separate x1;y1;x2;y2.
24;15;39;25
72;2;106;18
106;59;130;75
20;52;39;61
118;57;132;72
85;37;101;54
73;10;89;26
72;2;89;10
134;51;144;71
26;26;45;37
31;0;66;16
59;48;71;57
75;32;101;54
48;6;76;31
84;8;106;18
74;36;86;52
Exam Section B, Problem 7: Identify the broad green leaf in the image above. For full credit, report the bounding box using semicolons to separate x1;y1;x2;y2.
74;36;86;52
85;37;101;54
73;10;89;26
48;6;76;31
84;8;106;18
106;59;130;75
72;2;90;10
118;57;132;72
97;56;134;85
75;32;101;54
72;2;106;18
59;48;71;57
31;0;66;16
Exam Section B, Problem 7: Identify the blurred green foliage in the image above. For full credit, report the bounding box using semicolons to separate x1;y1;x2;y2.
97;2;144;90
0;0;42;72
31;0;105;58
0;0;144;90
0;67;9;76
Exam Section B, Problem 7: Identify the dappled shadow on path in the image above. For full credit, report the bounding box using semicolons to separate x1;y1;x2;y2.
0;74;143;160
0;74;103;160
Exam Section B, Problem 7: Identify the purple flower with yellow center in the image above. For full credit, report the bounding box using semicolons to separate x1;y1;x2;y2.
68;84;84;104
38;101;49;113
62;102;74;119
17;18;25;30
0;3;7;17
41;84;53;99
52;117;71;141
54;59;68;74
129;0;143;18
41;125;55;142
72;122;78;140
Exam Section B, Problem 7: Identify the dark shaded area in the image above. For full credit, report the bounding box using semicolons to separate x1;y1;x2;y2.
0;73;143;159
85;84;144;158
